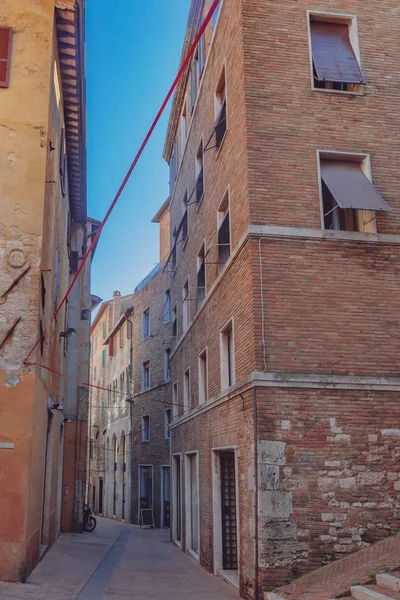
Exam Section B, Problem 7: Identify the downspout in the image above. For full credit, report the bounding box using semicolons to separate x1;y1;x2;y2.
253;385;259;600
125;312;134;522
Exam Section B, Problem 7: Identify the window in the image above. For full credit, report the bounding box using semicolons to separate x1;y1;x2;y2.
319;153;390;233
183;368;191;411
172;305;178;340
190;51;199;112
164;348;171;382
90;439;94;460
182;192;188;242
217;190;231;269
103;320;107;338
172;381;179;418
142;308;150;339
142;415;150;442
0;27;13;88
164;290;171;323
102;348;106;367
165;409;171;440
171;246;177;272
93;366;97;381
198;348;208;404
182;279;189;332
170;139;178;195
215;66;227;147
198;34;205;77
212;0;221;29
221;320;235;390
308;13;365;93
197;243;206;308
101;401;105;419
181;101;187;153
195;140;204;205
142;361;150;390
109;336;115;357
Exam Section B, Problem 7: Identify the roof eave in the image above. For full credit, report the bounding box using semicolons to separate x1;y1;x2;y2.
55;0;87;223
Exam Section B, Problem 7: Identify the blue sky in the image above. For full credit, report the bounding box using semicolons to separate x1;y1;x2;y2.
86;1;189;303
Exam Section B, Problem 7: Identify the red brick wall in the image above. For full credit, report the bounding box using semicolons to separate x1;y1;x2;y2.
242;0;400;233
252;236;400;376
256;386;400;591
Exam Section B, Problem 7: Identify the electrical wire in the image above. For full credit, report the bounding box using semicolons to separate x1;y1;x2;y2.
23;0;222;368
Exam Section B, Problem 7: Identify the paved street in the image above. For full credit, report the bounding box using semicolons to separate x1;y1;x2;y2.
0;518;238;600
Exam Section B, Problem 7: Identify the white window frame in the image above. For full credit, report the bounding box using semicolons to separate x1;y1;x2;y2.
164;290;171;324
142;415;150;443
142;360;151;391
220;318;235;391
172;381;179;418
142;307;150;340
316;149;376;233
164;348;171;382
198;347;208;404
306;11;363;96
164;409;171;440
183;367;191;412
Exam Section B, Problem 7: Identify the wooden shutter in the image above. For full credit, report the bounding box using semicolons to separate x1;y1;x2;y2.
0;27;12;88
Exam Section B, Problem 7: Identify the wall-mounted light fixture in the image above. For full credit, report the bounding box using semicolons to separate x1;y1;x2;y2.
60;328;76;339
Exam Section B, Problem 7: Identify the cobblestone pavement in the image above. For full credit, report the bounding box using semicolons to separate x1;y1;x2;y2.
0;518;239;600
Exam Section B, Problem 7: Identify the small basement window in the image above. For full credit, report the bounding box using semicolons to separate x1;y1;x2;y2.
320;154;391;232
309;13;365;92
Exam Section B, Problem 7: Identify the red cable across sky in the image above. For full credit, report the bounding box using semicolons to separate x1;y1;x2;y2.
23;0;221;393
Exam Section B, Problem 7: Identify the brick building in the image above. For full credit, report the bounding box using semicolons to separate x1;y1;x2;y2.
163;1;400;598
88;200;172;528
0;0;95;581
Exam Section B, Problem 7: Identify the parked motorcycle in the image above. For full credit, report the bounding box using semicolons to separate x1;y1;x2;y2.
83;504;97;532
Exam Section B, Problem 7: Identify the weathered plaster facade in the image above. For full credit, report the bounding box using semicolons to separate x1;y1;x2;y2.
0;0;93;581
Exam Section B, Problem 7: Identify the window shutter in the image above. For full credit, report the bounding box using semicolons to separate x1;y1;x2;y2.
69;251;79;272
310;21;365;84
0;27;12;88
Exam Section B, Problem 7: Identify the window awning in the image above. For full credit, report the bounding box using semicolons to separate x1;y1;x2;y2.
321;161;391;212
311;21;365;84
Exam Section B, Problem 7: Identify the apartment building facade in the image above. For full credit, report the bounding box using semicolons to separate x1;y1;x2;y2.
88;291;134;522
0;0;94;581
164;1;400;598
88;201;172;528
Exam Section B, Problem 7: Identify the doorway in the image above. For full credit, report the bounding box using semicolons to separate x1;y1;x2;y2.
161;466;171;528
185;453;199;557
98;478;104;515
139;465;153;519
122;434;127;520
172;455;182;544
212;448;239;578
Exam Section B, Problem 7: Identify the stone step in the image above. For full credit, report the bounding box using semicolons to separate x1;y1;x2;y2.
264;593;286;600
377;574;400;593
351;585;397;600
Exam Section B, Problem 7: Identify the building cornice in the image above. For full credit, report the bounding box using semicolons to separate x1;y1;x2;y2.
55;0;87;223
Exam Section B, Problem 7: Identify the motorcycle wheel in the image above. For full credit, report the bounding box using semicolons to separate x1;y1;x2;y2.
84;516;97;532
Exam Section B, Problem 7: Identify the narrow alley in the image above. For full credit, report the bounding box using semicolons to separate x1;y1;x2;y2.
0;519;238;600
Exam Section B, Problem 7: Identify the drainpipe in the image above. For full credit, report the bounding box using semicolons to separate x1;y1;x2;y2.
125;311;134;521
253;385;259;600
